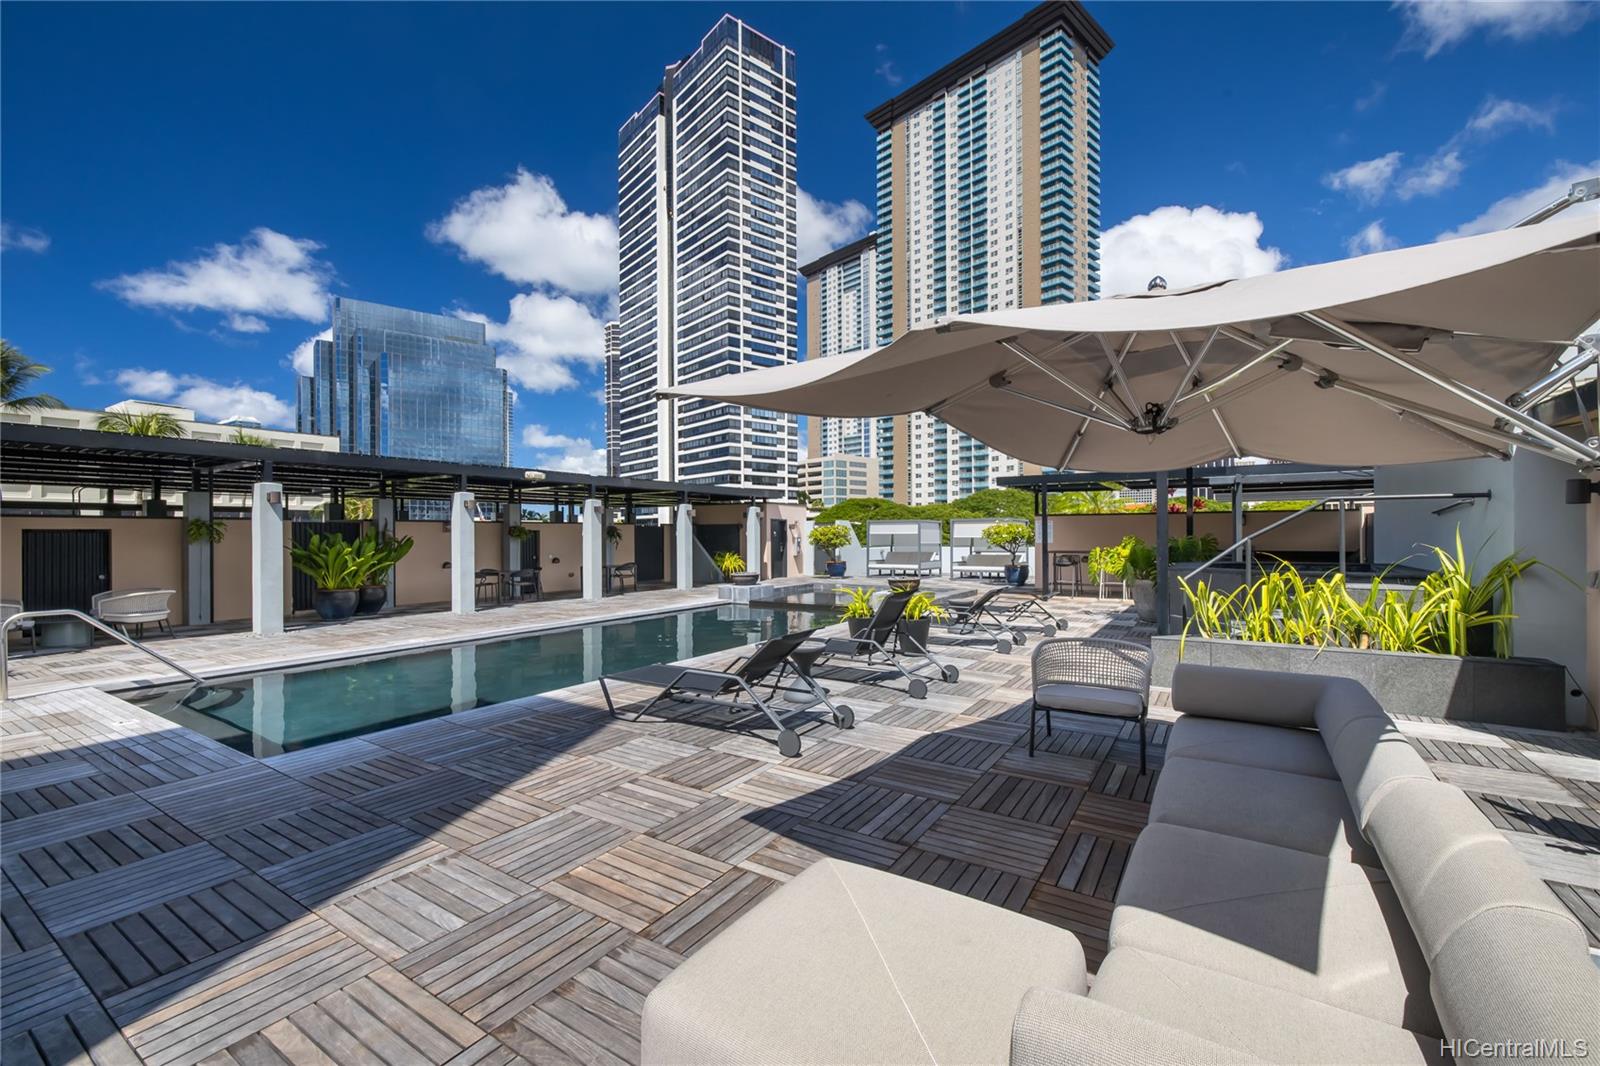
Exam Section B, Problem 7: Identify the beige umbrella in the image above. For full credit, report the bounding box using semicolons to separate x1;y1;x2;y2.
664;211;1600;473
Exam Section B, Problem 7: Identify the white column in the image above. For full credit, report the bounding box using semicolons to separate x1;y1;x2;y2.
581;497;604;601
451;491;475;615
675;503;694;590
251;482;284;636
451;645;477;711
252;673;285;759
375;497;398;610
795;515;813;576
745;505;761;578
503;500;522;573
183;490;213;627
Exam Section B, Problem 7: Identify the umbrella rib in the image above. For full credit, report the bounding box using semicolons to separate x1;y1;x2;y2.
1095;333;1144;423
997;338;1128;423
1167;328;1241;457
1318;374;1516;460
992;383;1132;431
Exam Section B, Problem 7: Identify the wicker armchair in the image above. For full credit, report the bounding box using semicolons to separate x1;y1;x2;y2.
91;588;175;638
1030;637;1153;771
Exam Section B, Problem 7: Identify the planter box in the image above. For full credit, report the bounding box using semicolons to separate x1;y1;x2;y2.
1151;635;1567;731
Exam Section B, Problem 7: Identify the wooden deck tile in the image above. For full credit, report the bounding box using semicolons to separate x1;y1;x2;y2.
320;854;536;960
300;752;440;800
914;806;1061;879
2;1002;142;1066
467;810;632;886
1;793;159;856
1;869;53;956
3;812;202;894
571;777;713;833
1042;830;1133;899
28;843;248;937
783;820;907;870
1022;883;1113;969
642;869;777;957
0;942;99;1036
889;849;1033;910
210;802;389;870
368;720;507;764
401;791;557;850
141;765;327;838
652;750;761;791
647;796;790;865
545;836;728;932
958;772;1084;828
716;764;851;818
259;824;449;905
809;782;947;844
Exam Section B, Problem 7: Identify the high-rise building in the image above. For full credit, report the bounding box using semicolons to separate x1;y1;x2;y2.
296;296;512;465
602;319;621;476
798;453;883;507
800;234;878;461
869;0;1112;503
613;15;799;493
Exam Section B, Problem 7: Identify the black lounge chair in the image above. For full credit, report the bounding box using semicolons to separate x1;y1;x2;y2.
935;586;1042;653
597;628;852;757
792;589;959;700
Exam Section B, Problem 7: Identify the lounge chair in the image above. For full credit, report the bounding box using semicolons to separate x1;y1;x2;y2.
598;628;851;757
994;586;1070;633
951;550;1013;578
936;586;1039;653
867;550;940;577
792;589;959;699
0;599;37;654
1030;637;1152;771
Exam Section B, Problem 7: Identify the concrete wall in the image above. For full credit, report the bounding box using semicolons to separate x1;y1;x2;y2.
1;515;189;623
1031;509;1361;573
1376;453;1592;728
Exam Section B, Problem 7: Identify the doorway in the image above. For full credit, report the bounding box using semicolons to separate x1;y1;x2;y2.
22;529;111;611
769;519;788;578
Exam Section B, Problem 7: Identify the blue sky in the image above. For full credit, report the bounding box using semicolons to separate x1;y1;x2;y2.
3;1;1597;472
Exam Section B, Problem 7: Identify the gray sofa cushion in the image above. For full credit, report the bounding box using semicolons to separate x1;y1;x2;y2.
1111;823;1440;1035
1087;946;1448;1065
1165;715;1338;779
1012;985;1262;1066
641;858;1085;1065
1149;755;1380;866
1170;663;1327;727
1315;693;1435;830
1035;683;1144;718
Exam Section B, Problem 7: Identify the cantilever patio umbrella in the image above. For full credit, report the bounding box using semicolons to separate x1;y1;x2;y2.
663;211;1600;474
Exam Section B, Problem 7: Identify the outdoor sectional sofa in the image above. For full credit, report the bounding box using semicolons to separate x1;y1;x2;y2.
640;663;1599;1064
867;550;942;577
952;549;1014;578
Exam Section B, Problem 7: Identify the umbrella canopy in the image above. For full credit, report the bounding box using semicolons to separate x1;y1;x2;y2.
664;213;1600;472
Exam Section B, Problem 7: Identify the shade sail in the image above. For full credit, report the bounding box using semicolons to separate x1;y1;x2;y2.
664;212;1600;472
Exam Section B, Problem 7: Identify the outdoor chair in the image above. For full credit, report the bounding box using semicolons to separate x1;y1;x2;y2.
90;588;175;639
598;628;851;757
1;599;38;654
610;562;637;593
936;586;1037;653
1030;636;1153;771
951;550;1012;579
792;588;959;699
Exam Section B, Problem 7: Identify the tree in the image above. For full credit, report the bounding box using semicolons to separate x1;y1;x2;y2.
947;487;1034;519
230;429;273;447
97;411;185;438
1050;487;1123;514
0;340;64;410
813;496;915;542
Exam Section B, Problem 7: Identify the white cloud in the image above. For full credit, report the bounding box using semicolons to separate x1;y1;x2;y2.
1466;96;1556;136
1438;159;1600;239
873;44;903;87
427;168;617;295
797;189;873;265
1396;150;1465;199
458;291;609;392
1;222;50;253
114;368;295;427
1346;220;1401;256
288;328;332;376
521;423;607;475
100;227;332;330
1353;82;1388;113
1396;0;1596;57
1098;205;1286;297
1324;152;1402;204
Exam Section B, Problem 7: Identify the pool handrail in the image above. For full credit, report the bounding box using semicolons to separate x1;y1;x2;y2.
0;608;206;701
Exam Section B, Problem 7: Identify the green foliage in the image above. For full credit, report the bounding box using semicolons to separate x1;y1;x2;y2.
981;522;1034;563
903;591;949;621
815;488;1037;543
808;523;853;560
507;525;534;540
947;487;1034;520
1179;528;1545;659
229;430;273;447
1122;540;1159;582
840;586;876;620
1087;535;1139;580
358;532;414;586
185;518;227;545
813;497;915;543
1049;487;1123;514
0;340;64;410
712;551;746;577
289;533;365;591
1169;533;1221;563
1249;499;1320;511
605;524;623;545
97;411;185;438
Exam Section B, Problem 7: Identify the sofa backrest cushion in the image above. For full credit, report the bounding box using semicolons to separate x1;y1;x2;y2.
1366;777;1599;1051
1313;686;1435;830
1169;664;1323;728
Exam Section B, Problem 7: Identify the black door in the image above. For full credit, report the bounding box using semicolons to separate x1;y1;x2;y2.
634;525;665;582
695;524;740;558
770;519;788;578
291;521;363;611
22;530;111;611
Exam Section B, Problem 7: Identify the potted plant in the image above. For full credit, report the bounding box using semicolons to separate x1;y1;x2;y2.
713;550;756;585
810;524;852;578
840;586;876;637
898;591;949;651
982;522;1035;585
507;525;534;540
289;533;363;620
353;532;414;615
185;518;227;544
1122;538;1159;622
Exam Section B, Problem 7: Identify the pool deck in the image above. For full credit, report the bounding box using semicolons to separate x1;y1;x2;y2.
2;589;1597;1064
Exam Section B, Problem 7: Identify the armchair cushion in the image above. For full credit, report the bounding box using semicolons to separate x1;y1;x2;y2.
1034;683;1144;718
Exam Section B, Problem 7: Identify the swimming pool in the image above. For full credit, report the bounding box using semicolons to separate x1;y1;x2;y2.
131;602;840;757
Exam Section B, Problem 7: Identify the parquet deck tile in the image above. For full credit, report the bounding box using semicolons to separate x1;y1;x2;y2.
1022;883;1113;969
1;1002;141;1066
209;802;389;870
783;820;907;869
642;868;778;956
914;806;1062;879
1042;829;1133;900
259;824;449;905
889;848;1033;910
466;810;632;886
861;754;983;802
715;764;851;817
958;772;1084;828
651;750;762;791
301;752;441;800
28;843;249;937
451;744;575;788
570;776;713;833
808;782;947;844
588;737;703;773
139;764;327;838
401;790;558;850
1;942;99;1037
509;758;639;806
784;738;891;778
646;796;792;865
352;769;496;822
367;720;507;764
1069;792;1152;842
3;812;202;894
545;836;727;932
320;854;536;960
1;869;53;956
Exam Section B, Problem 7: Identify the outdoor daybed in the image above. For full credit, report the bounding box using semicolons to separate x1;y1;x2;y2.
866;550;941;577
952;549;1013;578
640;664;1599;1064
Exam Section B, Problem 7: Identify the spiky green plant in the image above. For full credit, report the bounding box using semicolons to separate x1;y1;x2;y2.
97;411;185;438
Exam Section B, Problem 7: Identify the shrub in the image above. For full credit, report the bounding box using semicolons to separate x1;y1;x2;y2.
981;522;1034;563
808;523;852;561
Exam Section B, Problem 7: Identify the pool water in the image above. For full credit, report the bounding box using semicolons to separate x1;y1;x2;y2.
132;603;839;757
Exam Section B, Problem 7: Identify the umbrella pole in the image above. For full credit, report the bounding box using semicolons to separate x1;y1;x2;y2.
1155;470;1171;636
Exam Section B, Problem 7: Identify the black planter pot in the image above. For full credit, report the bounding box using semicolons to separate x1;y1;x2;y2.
313;589;360;621
888;579;921;594
825;560;847;578
898;617;932;651
847;617;870;638
355;586;388;615
729;572;759;586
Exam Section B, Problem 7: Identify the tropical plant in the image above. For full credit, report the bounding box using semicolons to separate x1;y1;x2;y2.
0;341;64;410
185;518;227;544
1414;528;1537;657
507;525;534;540
808;523;852;561
1121;539;1159;582
97;411;185;437
981;522;1034;564
1087;535;1140;581
1169;533;1221;563
840;586;876;620
289;533;364;590
605;524;623;545
229;429;273;447
903;591;949;622
712;550;746;578
356;533;414;586
1050;487;1123;514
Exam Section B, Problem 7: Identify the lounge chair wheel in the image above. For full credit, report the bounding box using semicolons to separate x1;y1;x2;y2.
1012;629;1028;645
940;665;960;684
777;729;802;758
908;678;929;699
996;638;1012;655
833;705;855;729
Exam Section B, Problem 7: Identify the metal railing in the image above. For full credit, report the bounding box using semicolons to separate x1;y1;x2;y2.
1;609;205;701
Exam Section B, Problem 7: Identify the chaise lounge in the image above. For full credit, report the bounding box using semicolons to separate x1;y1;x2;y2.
640;664;1599;1064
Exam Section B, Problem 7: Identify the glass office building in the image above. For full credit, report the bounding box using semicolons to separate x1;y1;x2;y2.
296;297;512;465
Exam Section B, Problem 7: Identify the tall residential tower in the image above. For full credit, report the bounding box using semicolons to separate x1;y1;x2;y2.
612;15;799;492
870;0;1112;503
799;233;879;459
602;319;621;476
